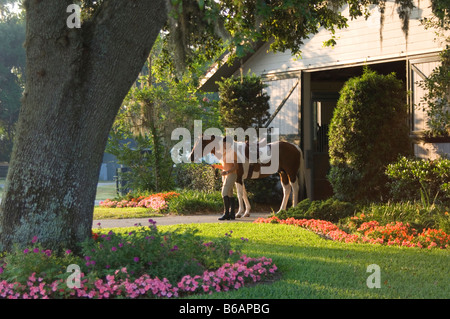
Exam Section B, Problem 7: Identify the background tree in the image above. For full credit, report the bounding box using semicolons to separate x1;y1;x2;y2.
0;6;25;162
0;0;418;252
106;34;221;194
0;0;168;252
217;74;270;130
420;0;449;137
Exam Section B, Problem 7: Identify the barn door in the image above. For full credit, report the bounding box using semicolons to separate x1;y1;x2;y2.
408;56;441;133
262;73;301;136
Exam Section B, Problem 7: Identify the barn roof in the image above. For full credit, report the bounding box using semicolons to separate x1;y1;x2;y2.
199;41;264;92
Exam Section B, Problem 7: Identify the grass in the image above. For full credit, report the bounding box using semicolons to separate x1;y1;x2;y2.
95;181;117;201
93;206;163;219
116;222;450;299
0;178;5;197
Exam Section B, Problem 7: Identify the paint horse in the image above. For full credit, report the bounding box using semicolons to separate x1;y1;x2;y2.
190;135;304;217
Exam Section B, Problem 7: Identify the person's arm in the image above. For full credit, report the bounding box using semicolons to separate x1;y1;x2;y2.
221;163;237;176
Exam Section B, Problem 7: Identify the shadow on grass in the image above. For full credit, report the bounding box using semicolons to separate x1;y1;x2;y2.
169;223;450;299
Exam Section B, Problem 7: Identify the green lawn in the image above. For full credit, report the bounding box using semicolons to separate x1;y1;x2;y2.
147;222;450;299
95;182;117;201
93;206;163;219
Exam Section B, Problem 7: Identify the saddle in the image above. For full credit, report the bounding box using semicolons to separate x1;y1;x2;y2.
244;139;270;162
244;139;271;178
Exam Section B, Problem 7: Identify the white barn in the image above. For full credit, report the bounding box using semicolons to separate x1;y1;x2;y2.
200;0;449;200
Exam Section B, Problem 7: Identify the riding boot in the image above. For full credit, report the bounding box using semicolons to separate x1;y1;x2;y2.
218;196;230;220
229;196;235;220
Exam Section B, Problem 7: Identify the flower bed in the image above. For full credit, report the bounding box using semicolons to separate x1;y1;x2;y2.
99;192;179;212
0;255;276;299
0;219;277;299
254;216;450;249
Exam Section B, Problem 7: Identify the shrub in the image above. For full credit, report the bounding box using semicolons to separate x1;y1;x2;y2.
342;201;450;234
328;68;412;201
100;192;180;212
174;163;221;192
385;156;450;202
255;216;450;249
419;47;450;137
0;223;243;287
167;190;223;215
244;175;283;204
81;224;245;284
0;223;278;299
0;237;82;285
277;198;356;223
217;74;271;129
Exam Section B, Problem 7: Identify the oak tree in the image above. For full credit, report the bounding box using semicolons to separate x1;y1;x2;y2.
0;0;417;252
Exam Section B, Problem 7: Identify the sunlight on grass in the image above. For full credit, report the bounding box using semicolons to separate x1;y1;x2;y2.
95;182;117;201
93;206;163;219
157;222;450;299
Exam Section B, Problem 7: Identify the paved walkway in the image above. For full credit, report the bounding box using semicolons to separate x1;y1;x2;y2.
93;212;271;228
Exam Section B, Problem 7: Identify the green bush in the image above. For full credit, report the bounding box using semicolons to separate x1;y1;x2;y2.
244;176;283;204
82;226;239;283
167;190;223;215
174;163;221;192
328;68;412;201
0;225;244;287
217;74;271;129
385;156;450;202
341;201;450;234
0;238;82;285
277;198;356;223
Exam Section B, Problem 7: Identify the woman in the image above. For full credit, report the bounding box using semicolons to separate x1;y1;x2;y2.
214;136;238;221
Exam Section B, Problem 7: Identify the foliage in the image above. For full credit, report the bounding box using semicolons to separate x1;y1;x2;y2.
80;224;244;284
217;74;271;129
244;176;282;204
0;221;278;299
2;220;449;299
256;215;450;249
385;156;450;202
100;192;179;212
0;236;82;285
174;163;221;193
419;0;450;137
106;35;221;194
328;68;412;201
0;13;25;162
343;201;450;234
419;48;450;137
167;190;223;215
164;0;418;67
277;198;356;223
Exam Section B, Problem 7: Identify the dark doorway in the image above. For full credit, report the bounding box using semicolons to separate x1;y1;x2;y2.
307;60;407;200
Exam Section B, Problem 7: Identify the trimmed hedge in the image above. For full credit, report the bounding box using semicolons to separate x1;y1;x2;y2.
328;68;412;201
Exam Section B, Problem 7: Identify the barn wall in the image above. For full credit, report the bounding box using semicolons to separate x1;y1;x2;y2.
241;0;446;76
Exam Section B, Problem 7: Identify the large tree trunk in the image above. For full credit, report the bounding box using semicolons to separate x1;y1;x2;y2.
0;0;167;252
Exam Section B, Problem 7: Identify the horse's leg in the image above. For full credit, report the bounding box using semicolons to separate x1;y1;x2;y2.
242;184;251;217
235;181;245;218
277;171;291;214
290;177;299;207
